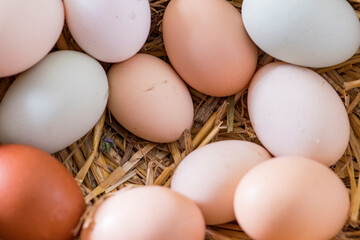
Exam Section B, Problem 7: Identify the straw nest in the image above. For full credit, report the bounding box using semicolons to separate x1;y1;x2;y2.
1;0;360;239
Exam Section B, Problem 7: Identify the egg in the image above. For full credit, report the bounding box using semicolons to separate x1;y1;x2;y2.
0;0;64;77
242;0;360;68
248;62;349;166
81;186;205;240
171;140;271;225
234;156;349;240
0;50;108;153
64;0;150;63
162;0;258;97
107;53;194;143
0;144;85;240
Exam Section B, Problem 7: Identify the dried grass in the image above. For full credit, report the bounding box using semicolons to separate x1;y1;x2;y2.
1;0;360;239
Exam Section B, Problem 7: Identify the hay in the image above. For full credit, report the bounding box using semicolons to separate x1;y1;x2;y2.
1;0;360;239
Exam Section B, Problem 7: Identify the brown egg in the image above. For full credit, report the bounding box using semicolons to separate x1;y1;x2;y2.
163;0;258;97
107;53;194;143
0;144;85;240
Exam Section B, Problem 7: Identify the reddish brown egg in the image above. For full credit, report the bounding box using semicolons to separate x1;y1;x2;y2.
0;144;85;240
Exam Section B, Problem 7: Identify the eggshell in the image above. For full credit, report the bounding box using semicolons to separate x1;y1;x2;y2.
248;62;349;166
234;156;350;240
162;0;258;97
0;0;64;77
0;144;85;240
242;0;360;68
171;140;271;225
107;53;194;143
0;50;108;153
64;0;150;63
81;186;205;240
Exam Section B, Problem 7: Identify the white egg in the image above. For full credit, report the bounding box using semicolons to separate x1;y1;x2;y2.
64;0;151;63
247;62;349;166
242;0;360;68
0;50;108;153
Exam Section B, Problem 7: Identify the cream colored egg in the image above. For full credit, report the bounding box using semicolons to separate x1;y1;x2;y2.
234;156;350;240
171;140;271;225
107;53;194;143
0;0;64;77
0;50;108;153
80;186;205;240
248;62;349;166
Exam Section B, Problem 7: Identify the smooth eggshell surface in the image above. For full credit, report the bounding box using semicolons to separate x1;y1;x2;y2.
163;0;258;97
0;50;109;153
107;53;194;143
0;144;85;240
248;62;349;166
171;140;271;225
242;0;360;68
64;0;150;63
0;0;64;77
81;186;205;240
234;156;350;240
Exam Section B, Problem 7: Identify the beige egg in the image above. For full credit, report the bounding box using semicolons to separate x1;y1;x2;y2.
81;186;205;240
0;0;64;77
163;0;258;97
248;62;350;166
107;54;194;143
234;156;350;240
171;140;271;225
